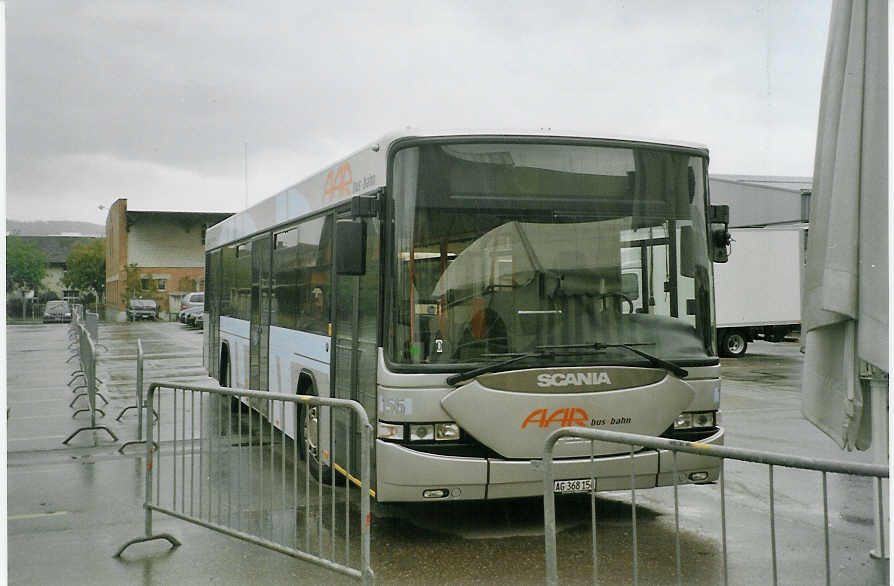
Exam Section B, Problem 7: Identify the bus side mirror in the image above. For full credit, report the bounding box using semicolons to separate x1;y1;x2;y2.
709;204;731;263
336;219;367;275
351;192;380;218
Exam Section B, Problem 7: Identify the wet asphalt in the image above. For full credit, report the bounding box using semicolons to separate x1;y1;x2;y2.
6;321;889;585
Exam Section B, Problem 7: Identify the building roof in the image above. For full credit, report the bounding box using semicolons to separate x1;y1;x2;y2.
124;210;234;234
15;235;97;264
711;174;813;194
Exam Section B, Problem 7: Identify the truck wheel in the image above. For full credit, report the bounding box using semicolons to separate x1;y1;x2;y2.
720;330;748;358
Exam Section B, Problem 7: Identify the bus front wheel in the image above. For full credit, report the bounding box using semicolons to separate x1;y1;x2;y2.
299;399;332;483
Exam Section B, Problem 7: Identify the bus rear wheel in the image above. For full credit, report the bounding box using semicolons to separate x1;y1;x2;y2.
219;348;241;412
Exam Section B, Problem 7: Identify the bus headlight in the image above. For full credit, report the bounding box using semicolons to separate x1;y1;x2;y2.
379;421;462;442
409;424;435;441
673;413;692;429
435;422;460;441
674;411;716;430
692;412;715;428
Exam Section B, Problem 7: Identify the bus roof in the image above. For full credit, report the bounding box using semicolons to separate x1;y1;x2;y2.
205;129;708;250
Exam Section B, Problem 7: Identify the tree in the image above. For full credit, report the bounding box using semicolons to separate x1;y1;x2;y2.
63;238;107;302
120;263;161;305
178;276;197;292
6;236;48;294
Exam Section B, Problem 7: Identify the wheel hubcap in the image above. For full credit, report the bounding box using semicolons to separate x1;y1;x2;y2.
727;336;745;353
304;406;319;460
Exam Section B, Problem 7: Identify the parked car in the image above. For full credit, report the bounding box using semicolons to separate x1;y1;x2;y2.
178;292;204;323
42;300;72;323
127;298;158;321
182;304;203;327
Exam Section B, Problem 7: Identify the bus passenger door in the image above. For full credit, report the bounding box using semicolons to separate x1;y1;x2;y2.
250;233;271;392
331;211;361;477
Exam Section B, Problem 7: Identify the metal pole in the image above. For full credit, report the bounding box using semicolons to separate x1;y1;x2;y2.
360;419;372;585
630;446;638;586
544;440;558;586
869;370;889;559
136;339;144;441
590;440;597;585
822;472;831;586
673;450;681;586
145;386;155;537
769;465;777;586
720;461;728;586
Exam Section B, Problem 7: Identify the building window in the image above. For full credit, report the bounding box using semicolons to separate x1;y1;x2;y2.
157;279;167;291
141;278;151;290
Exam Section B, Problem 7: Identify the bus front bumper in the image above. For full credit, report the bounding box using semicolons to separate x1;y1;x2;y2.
375;427;724;502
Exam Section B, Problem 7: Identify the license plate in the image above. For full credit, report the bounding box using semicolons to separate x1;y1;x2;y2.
553;478;593;494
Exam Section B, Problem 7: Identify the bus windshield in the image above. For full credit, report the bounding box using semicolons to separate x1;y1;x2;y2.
390;140;716;368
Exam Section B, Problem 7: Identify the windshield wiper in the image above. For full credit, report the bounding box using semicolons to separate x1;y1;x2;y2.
537;341;688;378
446;350;553;386
446;340;687;386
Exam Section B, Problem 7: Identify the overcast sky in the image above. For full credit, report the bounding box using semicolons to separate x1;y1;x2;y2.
6;0;832;225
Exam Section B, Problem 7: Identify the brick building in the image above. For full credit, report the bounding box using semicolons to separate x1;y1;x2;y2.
104;198;232;321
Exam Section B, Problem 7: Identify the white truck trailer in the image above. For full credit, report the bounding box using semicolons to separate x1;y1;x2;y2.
713;227;802;357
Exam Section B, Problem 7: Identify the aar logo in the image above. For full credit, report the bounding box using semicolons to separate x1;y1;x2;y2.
323;163;352;203
521;408;589;429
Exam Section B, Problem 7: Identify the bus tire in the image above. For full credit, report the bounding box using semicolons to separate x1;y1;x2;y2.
719;329;748;358
298;391;332;483
219;346;241;412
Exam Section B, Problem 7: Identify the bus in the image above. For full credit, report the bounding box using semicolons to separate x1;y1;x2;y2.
203;130;730;502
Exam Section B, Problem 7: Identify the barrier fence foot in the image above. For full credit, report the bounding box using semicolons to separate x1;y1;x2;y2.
95;392;109;405
70;394;87;408
116;405;137;421
72;407;106;419
118;439;159;454
71;385;87;394
114;533;181;558
115;407;158;421
62;425;118;444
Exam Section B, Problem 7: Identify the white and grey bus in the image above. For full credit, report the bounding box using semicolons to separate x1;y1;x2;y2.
203;130;730;502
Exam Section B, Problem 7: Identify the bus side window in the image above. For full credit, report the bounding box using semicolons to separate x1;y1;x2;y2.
295;216;331;335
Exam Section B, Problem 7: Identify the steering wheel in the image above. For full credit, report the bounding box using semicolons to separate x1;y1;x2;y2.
452;336;510;359
596;292;635;314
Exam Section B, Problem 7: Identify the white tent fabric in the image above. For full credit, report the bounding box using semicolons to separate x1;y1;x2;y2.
801;0;888;450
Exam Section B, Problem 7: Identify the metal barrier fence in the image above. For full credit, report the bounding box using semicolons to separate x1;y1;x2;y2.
116;338;158;453
115;382;374;584
63;323;117;445
67;321;108;411
85;310;108;352
542;428;889;586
